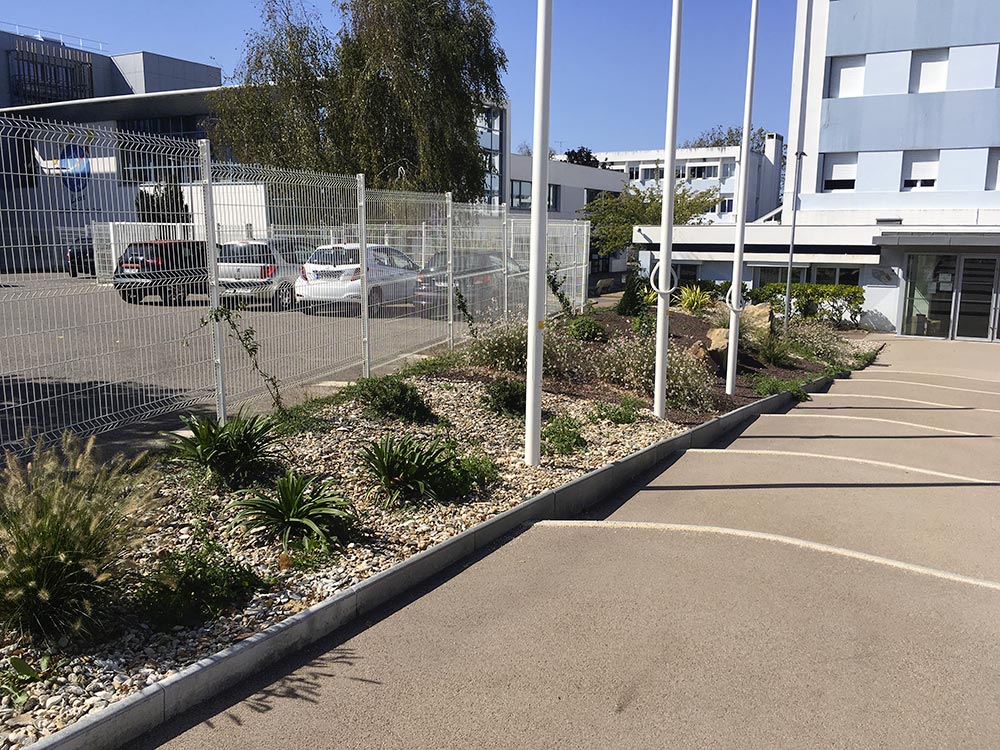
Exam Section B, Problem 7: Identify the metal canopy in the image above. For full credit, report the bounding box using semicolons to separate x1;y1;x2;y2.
874;232;1000;248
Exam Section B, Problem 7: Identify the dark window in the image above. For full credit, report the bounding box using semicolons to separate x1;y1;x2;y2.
903;178;936;189
628;166;640;181
823;178;856;191
547;184;561;212
511;179;532;210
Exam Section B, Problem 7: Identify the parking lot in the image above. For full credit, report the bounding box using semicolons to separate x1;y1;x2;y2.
0;272;457;447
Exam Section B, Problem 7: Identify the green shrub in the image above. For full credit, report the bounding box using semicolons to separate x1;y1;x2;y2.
229;470;357;551
595;338;716;413
0;435;156;639
465;319;528;372
673;285;714;315
749;374;810;402
138;535;262;630
483;376;527;417
615;270;649;317
748;283;866;326
397;351;462;378
342;376;435;423
1;656;51;708
438;451;501;499
630;312;656;337
852;344;884;370
546;258;576;318
542;414;586;455
749;331;796;367
565;315;608;343
783;320;855;369
544;327;594;382
170;412;281;487
589;396;644;424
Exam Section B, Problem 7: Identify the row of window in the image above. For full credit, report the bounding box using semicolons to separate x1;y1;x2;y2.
510;180;561;212
827;44;1000;99
821;149;1000;193
674;264;862;288
626;162;738;183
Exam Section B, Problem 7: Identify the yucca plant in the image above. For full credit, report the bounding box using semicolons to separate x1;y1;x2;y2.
358;435;453;508
673;285;715;315
230;470;357;550
0;435;157;639
169;412;281;487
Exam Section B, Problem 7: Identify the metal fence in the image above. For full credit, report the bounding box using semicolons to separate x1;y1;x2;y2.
0;115;590;448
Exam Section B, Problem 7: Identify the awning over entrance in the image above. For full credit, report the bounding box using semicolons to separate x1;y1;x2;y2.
876;232;1000;248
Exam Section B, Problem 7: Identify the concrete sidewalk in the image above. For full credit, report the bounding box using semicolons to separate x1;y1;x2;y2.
136;338;1000;750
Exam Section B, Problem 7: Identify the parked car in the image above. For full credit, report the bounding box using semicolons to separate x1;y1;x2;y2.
217;238;316;311
414;249;525;319
295;243;421;315
66;239;95;277
113;241;209;305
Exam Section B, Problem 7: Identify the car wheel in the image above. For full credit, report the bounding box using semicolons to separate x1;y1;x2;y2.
367;287;383;318
272;283;295;311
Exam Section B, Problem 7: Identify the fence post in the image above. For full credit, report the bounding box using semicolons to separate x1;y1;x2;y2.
198;139;227;424
500;204;509;317
446;192;455;348
582;221;591;311
420;221;427;266
357;174;371;378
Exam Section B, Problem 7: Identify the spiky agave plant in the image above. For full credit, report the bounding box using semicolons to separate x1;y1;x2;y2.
0;434;157;639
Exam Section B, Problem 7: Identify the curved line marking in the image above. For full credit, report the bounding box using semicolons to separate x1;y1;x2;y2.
810;393;1000;414
859;370;1000;386
689;448;995;484
536;521;1000;593
759;413;983;437
840;379;1000;397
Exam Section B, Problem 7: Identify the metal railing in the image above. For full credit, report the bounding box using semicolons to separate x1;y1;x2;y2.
0;115;590;448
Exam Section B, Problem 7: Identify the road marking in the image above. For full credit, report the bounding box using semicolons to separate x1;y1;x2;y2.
537;521;1000;593
809;393;1000;414
858;370;1000;386
689;448;995;484
838;379;1000;397
758;413;984;437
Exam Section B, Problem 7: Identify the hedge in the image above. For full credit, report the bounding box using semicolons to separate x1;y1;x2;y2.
747;283;865;326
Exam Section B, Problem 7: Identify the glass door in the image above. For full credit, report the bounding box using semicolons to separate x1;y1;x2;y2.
954;257;999;340
901;254;957;337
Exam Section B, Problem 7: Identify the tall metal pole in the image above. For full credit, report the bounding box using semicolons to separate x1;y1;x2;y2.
357;174;371;379
524;0;554;466
199;139;227;424
725;0;761;396
782;150;805;332
653;0;684;419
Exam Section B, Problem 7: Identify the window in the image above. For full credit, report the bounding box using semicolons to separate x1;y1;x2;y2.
640;167;657;182
910;49;949;93
547;184;561;212
822;153;857;192
585;188;619;204
510;179;532;210
718;198;734;214
628;166;640;181
827;55;866;98
721;161;736;179
814;266;861;286
753;266;806;287
674;165;685;179
902;151;939;191
673;264;699;284
689;165;719;179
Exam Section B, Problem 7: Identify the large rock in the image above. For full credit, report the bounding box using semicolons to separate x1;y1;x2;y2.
687;340;717;373
743;302;773;332
706;327;729;370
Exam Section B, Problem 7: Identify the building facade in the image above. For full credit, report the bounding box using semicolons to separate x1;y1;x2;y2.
594;138;784;224
635;0;1000;341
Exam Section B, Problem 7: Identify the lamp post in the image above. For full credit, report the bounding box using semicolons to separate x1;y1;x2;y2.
524;0;554;466
652;0;684;419
783;150;806;332
725;0;761;396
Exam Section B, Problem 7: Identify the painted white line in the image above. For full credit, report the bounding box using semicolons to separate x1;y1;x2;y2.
758;413;984;437
858;370;1000;386
537;520;1000;593
839;379;1000;398
688;448;996;484
809;393;1000;414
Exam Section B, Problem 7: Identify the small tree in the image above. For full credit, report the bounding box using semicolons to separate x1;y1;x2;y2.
564;146;600;168
135;181;192;224
681;125;770;154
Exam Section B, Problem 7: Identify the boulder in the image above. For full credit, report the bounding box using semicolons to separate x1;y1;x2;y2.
687;340;716;373
706;327;729;370
743;302;773;332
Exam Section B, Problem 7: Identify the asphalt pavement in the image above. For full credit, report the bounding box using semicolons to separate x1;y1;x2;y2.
135;336;1000;749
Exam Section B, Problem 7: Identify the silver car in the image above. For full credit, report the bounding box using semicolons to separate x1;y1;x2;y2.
217;238;316;311
294;243;420;315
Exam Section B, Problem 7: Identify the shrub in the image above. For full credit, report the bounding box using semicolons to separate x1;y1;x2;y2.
544;327;594;382
483;376;527;417
783;320;855;369
615;270;649;317
630;312;656;337
673;285;714;315
749;331;796;367
171;412;281;487
749;374;810;402
229;470;357;551
589;396;643;424
546;258;576;318
853;344;884;370
138;535;262;630
542;414;586;455
748;283;866;326
0;435;156;639
466;319;528;372
595;338;716;413
342;376;435;423
437;451;501;500
565;315;608;343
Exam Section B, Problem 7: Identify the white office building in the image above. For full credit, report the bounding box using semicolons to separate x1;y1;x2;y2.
594;137;784;224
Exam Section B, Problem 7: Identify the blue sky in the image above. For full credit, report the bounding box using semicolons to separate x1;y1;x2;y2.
13;0;798;151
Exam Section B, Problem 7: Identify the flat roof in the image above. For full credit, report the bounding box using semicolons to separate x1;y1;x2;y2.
1;86;221;121
875;232;1000;247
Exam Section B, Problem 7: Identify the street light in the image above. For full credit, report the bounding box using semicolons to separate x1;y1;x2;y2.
783;150;807;332
725;0;762;396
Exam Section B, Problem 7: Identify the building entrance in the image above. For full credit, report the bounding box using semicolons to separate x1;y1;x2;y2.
902;254;999;341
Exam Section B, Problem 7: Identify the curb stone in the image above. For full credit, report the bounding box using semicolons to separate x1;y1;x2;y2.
27;376;832;750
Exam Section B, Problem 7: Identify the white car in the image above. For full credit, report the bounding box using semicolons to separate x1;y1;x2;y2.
295;244;421;315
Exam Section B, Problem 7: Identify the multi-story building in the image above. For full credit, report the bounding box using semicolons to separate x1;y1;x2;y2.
634;0;1000;341
594;138;784;224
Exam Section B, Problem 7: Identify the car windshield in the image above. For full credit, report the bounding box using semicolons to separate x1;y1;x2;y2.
309;247;360;266
122;243;204;265
218;244;273;264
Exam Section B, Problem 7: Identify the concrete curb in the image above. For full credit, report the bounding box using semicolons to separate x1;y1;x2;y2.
27;377;831;750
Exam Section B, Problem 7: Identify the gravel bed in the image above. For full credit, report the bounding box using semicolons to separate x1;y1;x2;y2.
0;377;685;749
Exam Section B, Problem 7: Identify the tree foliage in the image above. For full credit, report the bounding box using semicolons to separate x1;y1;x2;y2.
681;125;770;154
208;0;507;201
135;181;191;224
564;146;600;168
580;183;720;256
